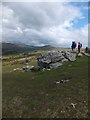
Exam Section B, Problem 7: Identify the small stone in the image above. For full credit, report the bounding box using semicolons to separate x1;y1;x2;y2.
61;110;65;113
47;109;50;112
71;103;77;108
13;69;16;71
56;81;60;84
47;69;51;71
46;94;49;96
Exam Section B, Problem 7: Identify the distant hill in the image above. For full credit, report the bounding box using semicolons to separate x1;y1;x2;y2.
2;43;54;55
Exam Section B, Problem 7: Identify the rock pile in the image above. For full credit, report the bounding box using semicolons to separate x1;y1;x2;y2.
22;66;35;71
37;51;76;69
22;66;40;72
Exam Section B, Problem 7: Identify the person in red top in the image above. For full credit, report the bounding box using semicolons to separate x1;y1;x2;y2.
78;42;82;53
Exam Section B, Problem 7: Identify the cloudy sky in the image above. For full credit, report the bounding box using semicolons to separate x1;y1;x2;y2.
1;1;89;47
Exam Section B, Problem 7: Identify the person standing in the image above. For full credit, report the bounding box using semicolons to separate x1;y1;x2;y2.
78;42;82;53
71;42;74;51
25;57;29;64
71;41;77;51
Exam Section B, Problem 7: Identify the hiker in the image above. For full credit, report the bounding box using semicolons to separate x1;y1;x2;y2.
78;42;82;53
71;41;77;51
85;47;88;53
25;57;29;64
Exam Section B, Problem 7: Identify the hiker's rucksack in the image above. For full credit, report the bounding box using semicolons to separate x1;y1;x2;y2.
80;44;82;48
74;42;76;48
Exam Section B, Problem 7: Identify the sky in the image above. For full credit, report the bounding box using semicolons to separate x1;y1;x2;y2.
1;1;89;48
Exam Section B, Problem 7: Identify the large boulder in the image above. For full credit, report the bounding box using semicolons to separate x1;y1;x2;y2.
37;51;65;69
37;50;76;69
64;52;76;61
38;60;49;69
48;51;65;63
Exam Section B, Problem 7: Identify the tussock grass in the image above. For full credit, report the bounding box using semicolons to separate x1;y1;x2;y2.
2;55;89;118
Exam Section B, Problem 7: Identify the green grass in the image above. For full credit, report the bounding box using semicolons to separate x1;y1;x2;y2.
2;55;89;118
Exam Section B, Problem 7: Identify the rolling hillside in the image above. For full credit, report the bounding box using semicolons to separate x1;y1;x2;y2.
2;43;54;55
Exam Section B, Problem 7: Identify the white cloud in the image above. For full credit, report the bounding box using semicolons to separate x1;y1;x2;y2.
2;2;88;47
2;0;89;2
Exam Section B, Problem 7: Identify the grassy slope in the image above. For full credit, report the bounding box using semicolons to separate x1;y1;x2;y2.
2;55;88;118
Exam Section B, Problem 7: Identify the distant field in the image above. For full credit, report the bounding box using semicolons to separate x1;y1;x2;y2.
2;50;89;118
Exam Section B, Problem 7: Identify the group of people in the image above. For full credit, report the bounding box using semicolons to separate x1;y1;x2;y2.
71;41;82;53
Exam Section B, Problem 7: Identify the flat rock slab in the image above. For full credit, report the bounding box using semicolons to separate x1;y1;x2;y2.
83;53;90;57
49;62;63;68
